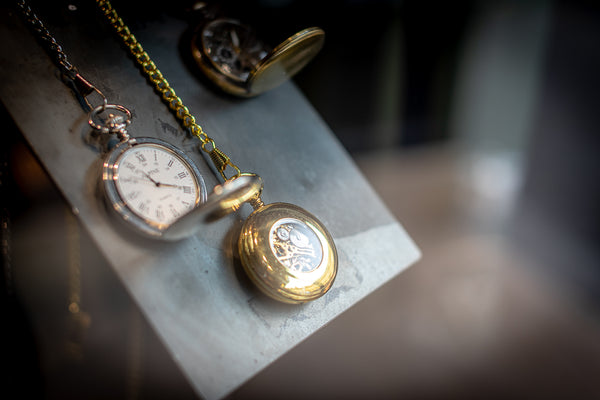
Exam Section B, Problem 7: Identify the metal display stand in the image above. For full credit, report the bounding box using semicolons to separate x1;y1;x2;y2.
0;2;420;399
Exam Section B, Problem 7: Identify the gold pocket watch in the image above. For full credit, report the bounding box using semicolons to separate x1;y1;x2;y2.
167;174;337;303
90;104;207;240
190;8;324;97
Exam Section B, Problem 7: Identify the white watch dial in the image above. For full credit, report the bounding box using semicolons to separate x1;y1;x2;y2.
114;143;200;225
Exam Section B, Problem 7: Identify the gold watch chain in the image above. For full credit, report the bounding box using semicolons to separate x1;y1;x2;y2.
95;0;241;181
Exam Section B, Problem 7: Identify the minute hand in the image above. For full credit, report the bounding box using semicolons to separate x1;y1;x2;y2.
140;172;184;189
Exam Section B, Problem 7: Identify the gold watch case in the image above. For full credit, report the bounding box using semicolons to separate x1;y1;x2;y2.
239;202;337;304
167;173;337;303
191;18;324;97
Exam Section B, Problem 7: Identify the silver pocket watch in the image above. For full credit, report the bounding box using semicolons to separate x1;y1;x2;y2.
90;104;207;240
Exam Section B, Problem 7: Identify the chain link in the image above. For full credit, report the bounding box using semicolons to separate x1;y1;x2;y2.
95;0;241;181
16;0;109;111
16;0;78;79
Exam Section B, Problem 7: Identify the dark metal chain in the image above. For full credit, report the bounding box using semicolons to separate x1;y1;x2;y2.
15;0;79;80
15;0;109;112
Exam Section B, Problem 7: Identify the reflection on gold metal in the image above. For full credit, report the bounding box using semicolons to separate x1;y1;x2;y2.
239;203;337;304
250;28;325;95
191;17;324;97
166;173;337;303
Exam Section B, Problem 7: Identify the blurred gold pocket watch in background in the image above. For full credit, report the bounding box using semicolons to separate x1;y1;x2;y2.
189;2;325;97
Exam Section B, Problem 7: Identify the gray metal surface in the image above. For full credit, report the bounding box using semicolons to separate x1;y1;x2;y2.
0;3;420;399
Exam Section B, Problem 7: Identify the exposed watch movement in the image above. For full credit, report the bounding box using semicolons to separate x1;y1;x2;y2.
191;8;324;97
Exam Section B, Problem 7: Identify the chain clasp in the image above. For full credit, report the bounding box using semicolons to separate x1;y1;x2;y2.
88;104;132;141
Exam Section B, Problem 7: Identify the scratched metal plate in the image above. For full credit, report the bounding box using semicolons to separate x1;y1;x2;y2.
0;2;420;399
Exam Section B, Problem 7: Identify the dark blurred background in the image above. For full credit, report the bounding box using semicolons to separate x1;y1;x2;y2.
3;0;600;399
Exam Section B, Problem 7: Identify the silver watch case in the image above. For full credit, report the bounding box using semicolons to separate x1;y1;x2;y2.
102;137;208;240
